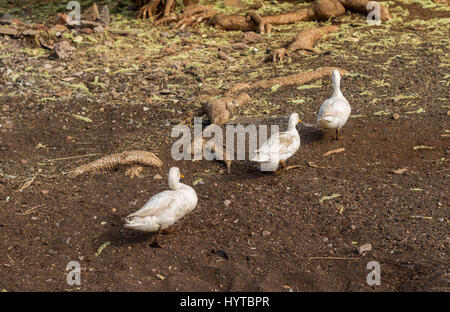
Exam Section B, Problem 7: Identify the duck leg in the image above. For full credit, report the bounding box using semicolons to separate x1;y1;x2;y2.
162;225;179;235
335;128;344;140
273;161;285;175
150;226;164;248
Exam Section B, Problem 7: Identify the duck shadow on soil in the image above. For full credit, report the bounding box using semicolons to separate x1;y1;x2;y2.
93;214;158;248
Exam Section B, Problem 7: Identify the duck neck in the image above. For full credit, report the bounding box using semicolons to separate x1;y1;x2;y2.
169;178;181;190
332;79;343;98
287;121;297;132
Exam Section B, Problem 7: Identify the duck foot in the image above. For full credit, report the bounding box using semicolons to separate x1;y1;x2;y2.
273;160;286;175
162;225;179;235
150;241;164;248
150;227;165;248
335;128;344;140
273;168;283;175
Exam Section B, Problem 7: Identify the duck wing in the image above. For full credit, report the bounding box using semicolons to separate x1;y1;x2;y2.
318;97;349;120
126;190;177;219
253;131;298;161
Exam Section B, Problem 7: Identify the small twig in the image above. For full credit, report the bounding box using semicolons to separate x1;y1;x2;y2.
45;153;102;162
322;147;345;157
286;165;302;170
17;204;46;215
309;256;359;260
16;174;38;192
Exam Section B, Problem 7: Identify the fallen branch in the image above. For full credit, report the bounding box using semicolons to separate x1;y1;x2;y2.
155;5;216;27
227;67;348;94
210;0;345;32
192;125;232;174
204;93;251;125
135;0;163;19
272;25;339;62
202;67;347;125
68;150;163;178
246;11;272;34
338;0;391;21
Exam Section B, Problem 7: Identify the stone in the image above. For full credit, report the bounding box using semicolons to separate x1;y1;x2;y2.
358;243;372;255
93;25;105;33
54;41;75;59
98;5;110;25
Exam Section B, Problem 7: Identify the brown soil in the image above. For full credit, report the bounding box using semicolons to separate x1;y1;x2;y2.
0;1;449;291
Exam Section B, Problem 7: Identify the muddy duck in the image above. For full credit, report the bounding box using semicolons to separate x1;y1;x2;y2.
251;113;301;174
317;70;351;140
124;167;198;247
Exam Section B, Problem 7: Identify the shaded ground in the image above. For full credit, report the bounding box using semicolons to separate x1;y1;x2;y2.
0;0;449;291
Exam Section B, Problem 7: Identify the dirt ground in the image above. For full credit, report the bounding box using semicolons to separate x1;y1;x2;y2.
0;0;449;291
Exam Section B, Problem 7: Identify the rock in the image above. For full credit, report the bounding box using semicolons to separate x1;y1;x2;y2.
93;25;105;33
231;42;247;50
81;3;100;22
80;27;93;34
224;199;231;207
41;190;49;196
1;13;13;22
212;249;229;260
47;249;57;255
54;41;75;59
243;31;263;43
37;31;56;49
0;26;19;36
98;5;110;25
50;24;68;36
262;230;271;237
392;113;400;120
22;29;40;36
217;51;229;60
56;13;69;25
153;174;163;180
358;243;372;255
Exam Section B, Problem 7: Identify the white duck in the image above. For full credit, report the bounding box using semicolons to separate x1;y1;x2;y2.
251;113;301;174
317;70;351;140
124;167;198;247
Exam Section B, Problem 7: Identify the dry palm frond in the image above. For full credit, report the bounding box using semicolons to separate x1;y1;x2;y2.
68;150;163;178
